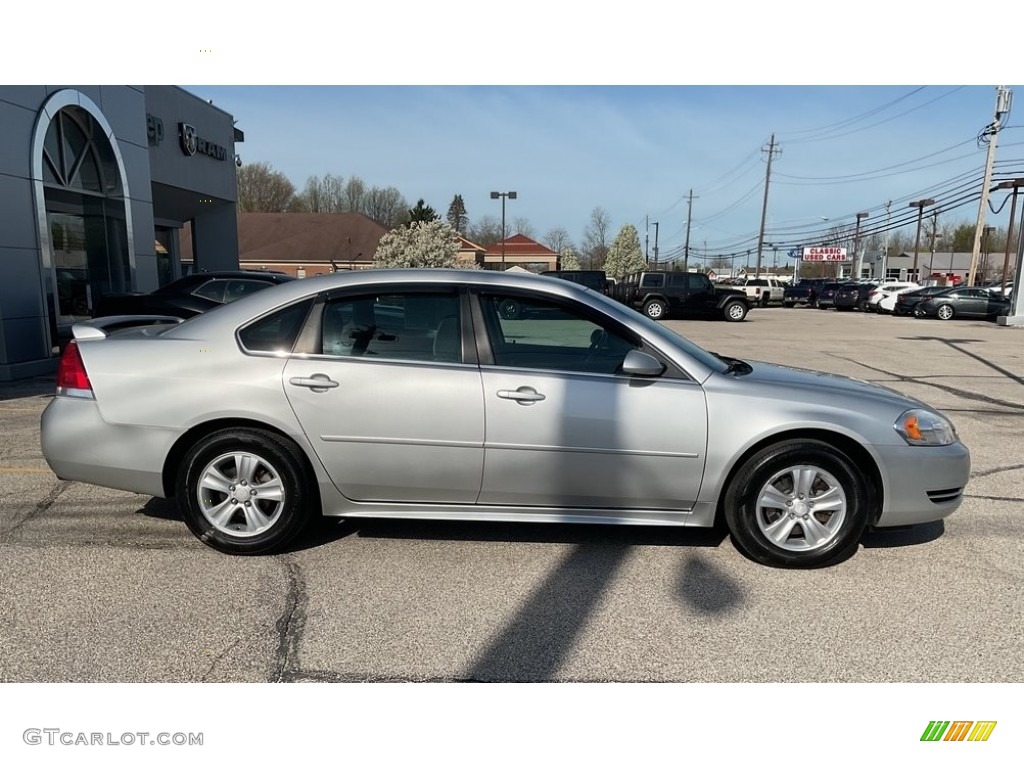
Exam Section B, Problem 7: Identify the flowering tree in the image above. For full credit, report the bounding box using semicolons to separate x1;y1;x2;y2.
560;248;582;271
602;224;645;279
372;220;476;269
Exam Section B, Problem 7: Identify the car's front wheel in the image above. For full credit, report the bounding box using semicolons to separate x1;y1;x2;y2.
177;427;315;555
723;301;747;322
723;439;869;568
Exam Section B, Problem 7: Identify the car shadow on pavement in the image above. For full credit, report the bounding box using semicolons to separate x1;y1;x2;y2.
0;375;55;402
861;520;945;549
334;518;729;549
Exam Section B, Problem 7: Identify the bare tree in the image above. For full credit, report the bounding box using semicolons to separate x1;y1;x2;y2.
364;186;409;229
582;206;611;269
236;162;297;212
512;217;535;238
468;216;503;249
344;176;367;213
544;227;573;255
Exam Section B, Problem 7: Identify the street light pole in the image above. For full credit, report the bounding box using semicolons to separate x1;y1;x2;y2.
652;221;660;269
490;190;517;269
909;199;935;283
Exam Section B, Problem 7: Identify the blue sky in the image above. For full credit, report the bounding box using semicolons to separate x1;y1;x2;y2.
10;5;1021;264
182;84;1023;263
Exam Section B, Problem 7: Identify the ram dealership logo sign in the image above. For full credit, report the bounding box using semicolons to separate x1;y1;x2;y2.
178;123;227;161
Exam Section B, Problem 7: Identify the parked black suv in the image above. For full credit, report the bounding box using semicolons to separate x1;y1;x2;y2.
617;271;750;321
834;282;877;311
541;270;611;294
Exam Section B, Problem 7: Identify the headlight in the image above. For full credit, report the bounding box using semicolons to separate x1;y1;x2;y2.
894;409;957;446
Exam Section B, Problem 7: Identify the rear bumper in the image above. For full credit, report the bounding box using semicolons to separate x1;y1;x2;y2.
41;396;176;498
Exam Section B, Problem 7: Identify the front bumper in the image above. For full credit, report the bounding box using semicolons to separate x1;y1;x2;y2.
873;440;971;526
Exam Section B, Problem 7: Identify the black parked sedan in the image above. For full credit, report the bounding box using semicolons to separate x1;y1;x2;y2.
914;286;1010;321
814;281;846;309
95;271;295;319
892;285;950;316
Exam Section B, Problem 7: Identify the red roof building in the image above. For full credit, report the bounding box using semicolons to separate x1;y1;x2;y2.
484;234;558;271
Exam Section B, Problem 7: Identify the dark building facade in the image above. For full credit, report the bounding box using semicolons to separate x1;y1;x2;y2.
0;85;242;380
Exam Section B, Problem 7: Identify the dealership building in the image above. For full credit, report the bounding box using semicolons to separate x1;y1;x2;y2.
0;85;243;380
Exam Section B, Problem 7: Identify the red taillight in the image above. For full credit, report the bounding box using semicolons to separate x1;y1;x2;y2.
56;340;93;397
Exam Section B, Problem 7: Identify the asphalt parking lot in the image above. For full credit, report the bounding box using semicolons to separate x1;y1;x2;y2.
1;306;1022;683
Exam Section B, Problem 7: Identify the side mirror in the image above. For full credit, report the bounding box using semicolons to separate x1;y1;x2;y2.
621;349;664;377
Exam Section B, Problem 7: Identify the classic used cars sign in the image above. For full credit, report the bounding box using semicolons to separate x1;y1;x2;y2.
801;246;848;262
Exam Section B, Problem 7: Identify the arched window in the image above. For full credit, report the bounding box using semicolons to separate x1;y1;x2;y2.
42;106;122;196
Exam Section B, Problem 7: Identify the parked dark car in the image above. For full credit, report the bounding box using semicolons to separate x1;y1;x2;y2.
814;281;846;310
617;271;750;321
914;286;1011;321
541;270;611;295
782;278;828;308
95;271;296;320
893;285;952;316
834;282;877;311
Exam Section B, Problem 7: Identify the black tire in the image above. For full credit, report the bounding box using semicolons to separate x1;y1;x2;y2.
643;299;667;320
723;301;748;322
176;427;315;555
723;439;869;568
499;298;522;320
759;293;770;307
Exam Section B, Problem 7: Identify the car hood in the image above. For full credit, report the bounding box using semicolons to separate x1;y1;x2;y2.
733;359;929;411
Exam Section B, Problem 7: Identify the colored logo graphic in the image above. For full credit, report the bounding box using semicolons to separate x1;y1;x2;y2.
921;721;997;742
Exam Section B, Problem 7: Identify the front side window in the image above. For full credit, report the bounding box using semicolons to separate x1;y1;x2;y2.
321;291;462;362
480;293;638;375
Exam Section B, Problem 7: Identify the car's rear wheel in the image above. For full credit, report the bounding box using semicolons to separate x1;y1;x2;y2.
936;303;955;320
643;299;667;320
177;428;314;555
724;301;747;322
723;439;869;568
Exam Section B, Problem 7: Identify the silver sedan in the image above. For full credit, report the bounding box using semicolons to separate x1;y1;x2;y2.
41;269;970;568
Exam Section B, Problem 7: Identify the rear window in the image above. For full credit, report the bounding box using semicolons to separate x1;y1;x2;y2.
238;299;314;354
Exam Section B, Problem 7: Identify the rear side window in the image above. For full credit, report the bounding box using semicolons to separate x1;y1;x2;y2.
642;274;664;288
238;299;314;354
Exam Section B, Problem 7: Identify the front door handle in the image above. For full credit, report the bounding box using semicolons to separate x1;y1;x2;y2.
289;374;339;392
497;386;546;404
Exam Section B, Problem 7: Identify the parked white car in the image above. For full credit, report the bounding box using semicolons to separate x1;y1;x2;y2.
869;283;920;313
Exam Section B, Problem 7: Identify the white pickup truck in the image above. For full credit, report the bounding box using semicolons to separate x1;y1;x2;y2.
739;277;786;306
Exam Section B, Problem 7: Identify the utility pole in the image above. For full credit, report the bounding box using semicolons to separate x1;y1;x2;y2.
852;212;868;279
881;200;892;280
683;189;697;274
645;215;649;263
652;221;660;269
755;133;780;278
968;85;1013;286
927;212;939;280
995;179;1024;292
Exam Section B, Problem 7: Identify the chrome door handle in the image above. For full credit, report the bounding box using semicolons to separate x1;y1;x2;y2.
289;375;339;392
497;387;546;404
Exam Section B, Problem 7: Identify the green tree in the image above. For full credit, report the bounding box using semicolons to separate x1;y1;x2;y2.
407;198;439;224
602;224;645;279
373;220;476;269
446;194;469;234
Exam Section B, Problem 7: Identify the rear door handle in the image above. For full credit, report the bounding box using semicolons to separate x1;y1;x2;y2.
497;386;546;404
289;374;339;392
